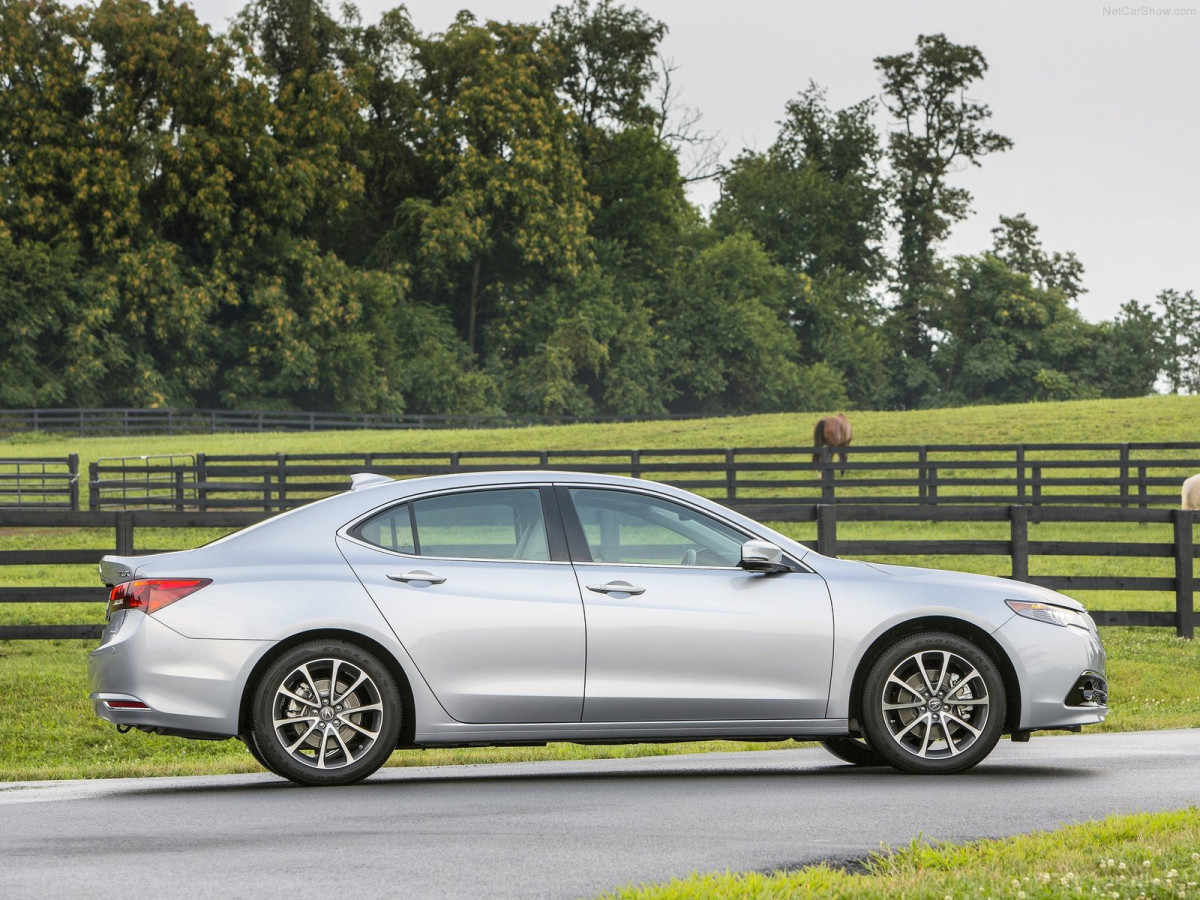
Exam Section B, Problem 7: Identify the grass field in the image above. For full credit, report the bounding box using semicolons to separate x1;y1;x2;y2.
1;394;1199;782
599;808;1200;900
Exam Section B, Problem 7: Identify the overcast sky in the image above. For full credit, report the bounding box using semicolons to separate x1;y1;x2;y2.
187;0;1199;323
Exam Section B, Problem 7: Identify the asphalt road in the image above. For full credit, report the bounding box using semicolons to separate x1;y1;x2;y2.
3;730;1199;899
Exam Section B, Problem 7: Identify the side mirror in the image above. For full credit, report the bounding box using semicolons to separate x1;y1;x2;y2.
739;540;789;573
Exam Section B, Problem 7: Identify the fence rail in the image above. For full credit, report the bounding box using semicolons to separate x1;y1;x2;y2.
0;407;710;436
1;504;1194;641
86;443;1200;511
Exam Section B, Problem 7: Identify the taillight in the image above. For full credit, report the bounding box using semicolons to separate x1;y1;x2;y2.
107;578;212;618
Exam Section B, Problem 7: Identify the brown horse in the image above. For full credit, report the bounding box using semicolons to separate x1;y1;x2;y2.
813;414;852;471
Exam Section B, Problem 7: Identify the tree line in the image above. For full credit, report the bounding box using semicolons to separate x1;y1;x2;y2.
1;0;1196;415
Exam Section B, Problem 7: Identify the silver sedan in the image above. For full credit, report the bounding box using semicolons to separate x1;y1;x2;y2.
89;471;1108;785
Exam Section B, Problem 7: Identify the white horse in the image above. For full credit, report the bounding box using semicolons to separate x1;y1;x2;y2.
1184;473;1200;510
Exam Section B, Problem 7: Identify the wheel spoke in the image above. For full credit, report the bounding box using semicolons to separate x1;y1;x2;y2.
298;663;323;703
947;669;981;698
917;722;933;757
277;686;319;708
916;654;937;695
331;728;356;764
274;714;317;730
284;721;320;754
944;711;982;738
328;659;342;702
882;699;925;711
942;721;960;756
894;712;930;741
316;731;331;769
332;672;367;706
931;651;951;694
341;701;383;716
886;674;920;698
338;717;380;741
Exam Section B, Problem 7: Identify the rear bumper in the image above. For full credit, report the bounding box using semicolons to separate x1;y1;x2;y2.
88;611;269;739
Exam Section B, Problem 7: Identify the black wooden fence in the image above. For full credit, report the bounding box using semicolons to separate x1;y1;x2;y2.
0;456;79;509
1;504;1194;641
86;443;1200;511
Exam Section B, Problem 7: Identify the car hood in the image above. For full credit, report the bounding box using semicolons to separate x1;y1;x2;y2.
856;560;1087;611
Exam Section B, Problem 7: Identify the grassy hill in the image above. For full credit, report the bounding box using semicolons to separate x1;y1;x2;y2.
4;395;1199;467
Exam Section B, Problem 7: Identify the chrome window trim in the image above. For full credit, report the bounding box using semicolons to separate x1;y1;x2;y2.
338;483;565;565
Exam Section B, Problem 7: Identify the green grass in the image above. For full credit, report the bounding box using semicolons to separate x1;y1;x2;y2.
599;808;1200;899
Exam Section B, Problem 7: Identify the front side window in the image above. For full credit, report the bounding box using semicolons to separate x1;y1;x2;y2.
568;488;745;567
353;488;551;561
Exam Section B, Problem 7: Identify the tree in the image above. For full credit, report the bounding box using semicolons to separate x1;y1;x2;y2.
657;231;847;414
876;34;1012;366
715;84;885;283
991;214;1085;301
1077;301;1165;399
934;254;1092;404
402;16;593;356
1158;288;1200;393
548;0;664;138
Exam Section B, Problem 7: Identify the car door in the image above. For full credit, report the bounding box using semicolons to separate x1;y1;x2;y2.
558;485;834;722
337;485;585;724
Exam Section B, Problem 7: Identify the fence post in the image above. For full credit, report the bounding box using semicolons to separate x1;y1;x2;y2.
115;511;134;556
1015;445;1026;506
276;453;287;512
1118;443;1130;506
928;465;939;506
196;453;208;513
1174;509;1195;640
1010;505;1029;582
918;447;928;505
820;448;835;504
816;504;838;557
725;449;736;502
631;450;642;480
88;461;99;510
1138;466;1148;509
174;470;185;512
1032;466;1042;507
68;453;80;511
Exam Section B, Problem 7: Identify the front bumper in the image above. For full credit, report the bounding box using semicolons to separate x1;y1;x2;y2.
994;612;1109;731
88;610;270;739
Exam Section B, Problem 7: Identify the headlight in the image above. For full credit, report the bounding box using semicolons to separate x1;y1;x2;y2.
1005;599;1092;630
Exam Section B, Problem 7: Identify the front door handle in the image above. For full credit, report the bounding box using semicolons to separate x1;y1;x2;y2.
387;571;446;585
586;580;646;596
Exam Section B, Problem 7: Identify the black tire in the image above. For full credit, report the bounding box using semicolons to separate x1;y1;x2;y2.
250;640;401;786
242;733;270;770
860;631;1005;775
820;736;886;767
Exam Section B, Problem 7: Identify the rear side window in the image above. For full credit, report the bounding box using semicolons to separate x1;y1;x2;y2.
354;505;415;554
353;488;550;561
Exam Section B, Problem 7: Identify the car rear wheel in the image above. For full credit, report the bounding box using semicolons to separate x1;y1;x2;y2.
820;736;885;767
250;641;401;786
860;632;1005;775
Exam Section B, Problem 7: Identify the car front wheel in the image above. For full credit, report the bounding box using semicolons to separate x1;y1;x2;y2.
860;632;1005;774
250;641;401;786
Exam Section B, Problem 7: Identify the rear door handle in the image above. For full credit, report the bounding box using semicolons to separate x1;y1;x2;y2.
586;581;646;596
387;571;446;585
